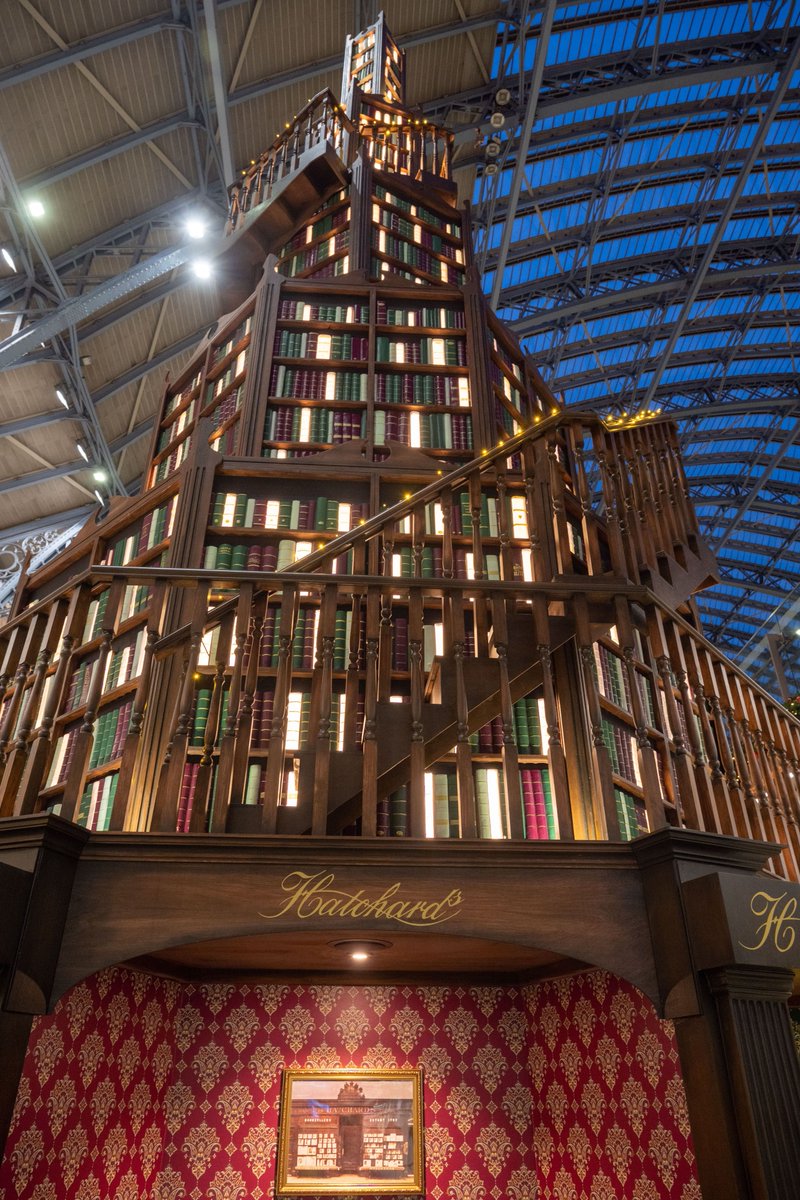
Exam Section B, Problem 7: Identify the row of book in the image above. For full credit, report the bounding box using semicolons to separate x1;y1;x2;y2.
386;545;504;580
104;630;147;694
151;436;191;485
375;372;470;406
210;492;367;532
373;409;473;449
489;335;524;381
395;493;524;539
104;498;177;566
270;365;369;402
374;184;461;239
209;421;238;456
373;207;463;259
615;786;648;841
203;540;316;573
283;206;348;254
278;298;370;323
88;699;133;770
76;772;119;832
274;330;368;361
594;642;631;710
376;300;465;328
265;406;364;444
521;766;556;840
209;314;252;368
601;714;642;786
375;336;467;366
306;256;351;280
491;363;525;406
204;350;248;407
164;368;202;418
64;659;93;712
372;233;465;285
156;400;194;453
279;229;349;277
83;591;110;643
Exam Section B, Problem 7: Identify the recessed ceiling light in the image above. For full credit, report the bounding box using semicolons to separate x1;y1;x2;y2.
192;259;212;279
92;468;108;483
350;951;369;962
27;199;45;219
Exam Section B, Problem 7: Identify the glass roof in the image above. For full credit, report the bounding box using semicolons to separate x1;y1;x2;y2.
468;0;800;697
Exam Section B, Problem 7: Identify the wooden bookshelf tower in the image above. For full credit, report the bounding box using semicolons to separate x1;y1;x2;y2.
3;11;799;861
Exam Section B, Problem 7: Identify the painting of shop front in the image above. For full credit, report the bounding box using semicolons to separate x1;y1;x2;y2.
276;1070;423;1195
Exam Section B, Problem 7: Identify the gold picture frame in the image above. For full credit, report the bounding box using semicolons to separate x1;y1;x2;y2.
276;1069;424;1195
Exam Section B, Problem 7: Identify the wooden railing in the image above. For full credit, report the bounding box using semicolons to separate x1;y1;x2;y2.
0;414;797;881
226;89;354;234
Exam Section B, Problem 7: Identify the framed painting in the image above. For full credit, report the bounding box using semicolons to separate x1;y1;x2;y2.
276;1069;424;1195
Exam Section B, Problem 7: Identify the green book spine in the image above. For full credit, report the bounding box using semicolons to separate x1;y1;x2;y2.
389;786;408;837
204;545;218;569
475;769;491;839
233;494;248;527
244;762;262;805
315;497;328;530
192;688;212;745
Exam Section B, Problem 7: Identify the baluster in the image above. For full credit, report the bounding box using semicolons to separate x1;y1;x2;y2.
685;638;736;835
110;581;167;831
343;592;363;749
226;586;265;826
718;666;766;842
490;593;523;840
262;584;299;833
521;442;547;581
574;595;619;839
152;586;210;832
311;585;338;836
665;623;719;833
212;587;253;831
613;600;668;832
440;486;455;581
61;582;124;824
494;456;515;586
0;603;65;814
18;586;92;816
190;611;236;833
378;590;393;703
761;700;800;879
411;502;425;578
566;420;603;576
627;427;658;568
733;676;777;849
0;617;45;766
468;470;489;654
533;595;572;838
545;433;572;575
447;586;477;838
408;587;426;837
361;587;381;836
592;427;629;579
702;652;751;839
646;608;700;830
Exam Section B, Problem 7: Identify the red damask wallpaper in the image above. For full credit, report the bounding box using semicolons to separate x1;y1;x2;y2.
0;967;700;1200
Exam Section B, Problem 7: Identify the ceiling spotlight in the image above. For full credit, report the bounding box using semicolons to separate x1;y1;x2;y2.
192;259;212;279
485;163;499;176
55;386;70;408
93;489;105;505
185;215;208;240
92;468;108;483
490;111;505;129
485;139;501;159
76;439;89;462
332;939;392;963
1;247;15;271
495;87;512;106
27;199;45;219
350;951;370;962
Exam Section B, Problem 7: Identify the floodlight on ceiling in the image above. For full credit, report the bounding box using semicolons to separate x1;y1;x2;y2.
192;259;213;279
55;386;70;409
1;247;15;271
76;439;90;462
27;199;45;219
92;468;108;483
185;214;208;240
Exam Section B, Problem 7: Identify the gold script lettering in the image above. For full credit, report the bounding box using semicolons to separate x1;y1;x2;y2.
259;870;463;927
739;890;799;953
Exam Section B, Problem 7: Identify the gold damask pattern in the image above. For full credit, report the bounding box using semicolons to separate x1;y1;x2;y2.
0;967;699;1200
